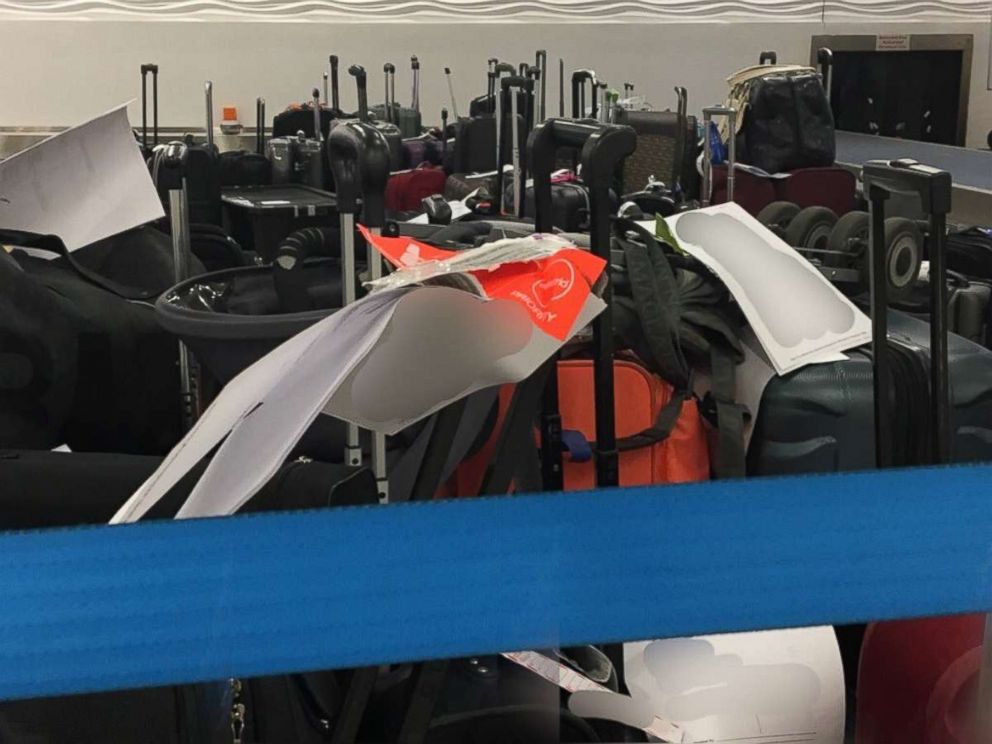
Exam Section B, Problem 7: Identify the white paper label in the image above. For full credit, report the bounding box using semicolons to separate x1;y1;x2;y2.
876;34;911;51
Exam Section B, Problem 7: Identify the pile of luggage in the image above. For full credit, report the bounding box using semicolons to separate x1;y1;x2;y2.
1;44;991;744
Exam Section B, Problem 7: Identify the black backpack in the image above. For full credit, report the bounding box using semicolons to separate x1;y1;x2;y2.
736;69;835;174
610;219;748;477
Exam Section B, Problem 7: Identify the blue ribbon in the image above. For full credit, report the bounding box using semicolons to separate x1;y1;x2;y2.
1;464;990;701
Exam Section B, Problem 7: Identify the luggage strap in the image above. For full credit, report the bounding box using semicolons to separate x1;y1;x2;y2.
613;218;747;479
0;229;159;301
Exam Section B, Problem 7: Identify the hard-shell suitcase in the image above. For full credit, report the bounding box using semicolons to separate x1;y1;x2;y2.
338;64;403;171
748;308;992;474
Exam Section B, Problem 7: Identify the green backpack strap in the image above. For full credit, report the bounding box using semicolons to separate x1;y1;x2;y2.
612;218;691;392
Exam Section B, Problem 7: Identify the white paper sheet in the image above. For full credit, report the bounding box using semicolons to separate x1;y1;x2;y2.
645;204;871;375
624;627;845;744
114;284;603;522
0;105;164;251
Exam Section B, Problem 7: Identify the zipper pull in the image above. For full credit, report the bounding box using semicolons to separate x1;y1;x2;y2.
230;678;246;744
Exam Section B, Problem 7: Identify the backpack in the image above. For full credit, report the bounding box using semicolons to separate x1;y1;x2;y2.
610;218;748;477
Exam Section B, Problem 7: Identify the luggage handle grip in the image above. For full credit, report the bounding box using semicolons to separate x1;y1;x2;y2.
327;122;390;226
759;50;777;65
349;64;369;121
862;159;952;215
329;55;340;110
528;119;635;242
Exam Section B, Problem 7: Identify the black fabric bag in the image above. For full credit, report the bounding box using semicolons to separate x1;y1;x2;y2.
946;226;992;280
736;69;835;174
149;137;223;225
0;448;378;744
0;229;199;454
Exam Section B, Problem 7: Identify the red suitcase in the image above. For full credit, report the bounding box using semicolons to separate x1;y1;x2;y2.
385;163;447;211
856;615;983;744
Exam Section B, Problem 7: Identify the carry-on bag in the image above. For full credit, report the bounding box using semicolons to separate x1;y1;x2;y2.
371;57;423;138
340;64;403;171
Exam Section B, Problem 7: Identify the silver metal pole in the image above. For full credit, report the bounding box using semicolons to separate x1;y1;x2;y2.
368;226;389;504
169;183;198;431
511;87;522;217
340;212;363;469
701;105;737;206
204;81;214;149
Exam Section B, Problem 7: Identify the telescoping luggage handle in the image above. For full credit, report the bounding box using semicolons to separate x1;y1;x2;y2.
817;47;834;104
410;55;420;113
535;49;547;122
204;81;215;149
383;63;396;125
140;63;159;151
862;159;952;468
495;75;534;218
701;105;737;206
329;55;341;111
255;97;266;155
349;64;370;122
529;119;637;490
327;120;391;502
571;69;597;119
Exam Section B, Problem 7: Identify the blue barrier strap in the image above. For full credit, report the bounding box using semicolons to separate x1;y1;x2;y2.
1;464;991;701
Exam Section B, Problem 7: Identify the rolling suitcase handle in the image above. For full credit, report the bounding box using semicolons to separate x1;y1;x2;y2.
624;82;634;99
204;80;215;149
443;66;459;119
673;86;688;195
311;87;322;142
140;63;159;151
529;118;637;490
759;50;778;65
570;69;597;119
350;64;370;122
701;105;737;206
441;107;448;160
329;55;340;111
535;49;547;122
168;183;200;431
327;121;392;502
256;97;266;155
383;63;395;125
410;55;420;113
862;159;953;467
817;47;834;103
323;72;329;106
559;58;565;117
499;75;534;217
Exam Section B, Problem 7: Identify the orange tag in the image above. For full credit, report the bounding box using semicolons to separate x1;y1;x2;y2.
359;226;605;340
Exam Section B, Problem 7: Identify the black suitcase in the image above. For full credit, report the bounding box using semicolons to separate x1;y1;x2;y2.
946;225;992;279
0;449;377;744
337;64;403;171
449;113;527;176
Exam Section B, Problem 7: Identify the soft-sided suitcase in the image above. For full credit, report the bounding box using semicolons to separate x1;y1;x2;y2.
402;132;444;169
557;358;709;488
708;164;777;215
614;108;699;199
385;163;447;211
774;166;855;215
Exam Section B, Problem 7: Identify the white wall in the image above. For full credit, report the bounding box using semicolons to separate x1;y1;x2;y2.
0;17;989;148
